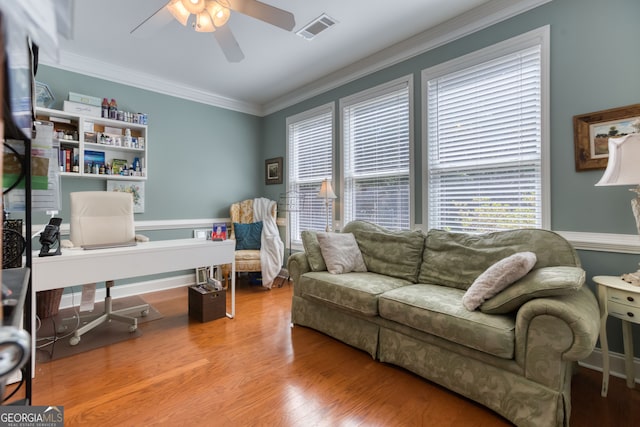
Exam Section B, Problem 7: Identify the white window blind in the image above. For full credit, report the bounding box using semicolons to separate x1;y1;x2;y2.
426;44;543;233
342;80;411;229
287;106;333;243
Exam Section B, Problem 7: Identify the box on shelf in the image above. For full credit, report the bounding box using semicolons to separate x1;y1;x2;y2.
104;126;123;135
84;132;97;143
68;92;102;107
188;286;226;322
63;100;101;117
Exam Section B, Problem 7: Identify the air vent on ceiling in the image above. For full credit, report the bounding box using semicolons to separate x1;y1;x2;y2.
296;14;337;40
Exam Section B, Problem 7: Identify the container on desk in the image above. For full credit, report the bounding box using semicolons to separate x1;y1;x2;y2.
188;286;226;322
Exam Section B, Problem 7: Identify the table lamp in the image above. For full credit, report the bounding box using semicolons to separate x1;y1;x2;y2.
596;133;640;285
318;179;337;232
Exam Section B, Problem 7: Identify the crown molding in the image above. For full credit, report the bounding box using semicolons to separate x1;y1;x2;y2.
39;0;550;117
263;0;552;115
39;51;263;116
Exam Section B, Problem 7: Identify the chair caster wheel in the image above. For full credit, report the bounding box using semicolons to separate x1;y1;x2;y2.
128;325;137;333
70;336;80;346
141;309;149;317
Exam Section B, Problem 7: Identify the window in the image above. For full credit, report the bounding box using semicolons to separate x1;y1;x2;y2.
341;77;413;229
286;104;334;245
423;28;549;233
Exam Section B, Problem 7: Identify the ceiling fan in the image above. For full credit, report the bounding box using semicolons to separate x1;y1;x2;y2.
131;0;295;63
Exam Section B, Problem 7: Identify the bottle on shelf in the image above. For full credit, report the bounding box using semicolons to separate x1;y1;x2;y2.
109;99;117;120
102;98;109;118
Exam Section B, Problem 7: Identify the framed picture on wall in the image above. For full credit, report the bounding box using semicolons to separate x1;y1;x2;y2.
573;104;640;171
265;157;283;185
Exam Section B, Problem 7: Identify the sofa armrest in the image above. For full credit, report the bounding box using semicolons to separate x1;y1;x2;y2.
287;252;311;296
514;286;600;388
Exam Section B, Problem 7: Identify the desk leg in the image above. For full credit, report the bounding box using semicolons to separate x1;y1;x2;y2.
226;261;235;319
622;320;635;389
598;285;610;397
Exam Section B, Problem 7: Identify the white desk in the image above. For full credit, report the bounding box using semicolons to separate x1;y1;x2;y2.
33;238;233;289
31;239;236;370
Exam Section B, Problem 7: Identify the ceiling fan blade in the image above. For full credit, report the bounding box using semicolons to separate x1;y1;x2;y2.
213;26;245;62
227;0;295;31
130;2;174;36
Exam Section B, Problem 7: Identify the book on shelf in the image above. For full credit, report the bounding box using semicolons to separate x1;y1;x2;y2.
212;223;227;240
58;147;79;173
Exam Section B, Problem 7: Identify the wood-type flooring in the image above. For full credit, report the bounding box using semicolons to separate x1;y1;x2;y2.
8;280;638;426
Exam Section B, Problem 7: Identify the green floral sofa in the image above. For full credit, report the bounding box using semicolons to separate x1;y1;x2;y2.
287;220;600;427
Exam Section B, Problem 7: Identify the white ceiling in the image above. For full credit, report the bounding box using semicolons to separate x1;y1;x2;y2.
41;0;543;115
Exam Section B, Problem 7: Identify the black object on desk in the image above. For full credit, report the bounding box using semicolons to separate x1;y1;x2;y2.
39;217;62;257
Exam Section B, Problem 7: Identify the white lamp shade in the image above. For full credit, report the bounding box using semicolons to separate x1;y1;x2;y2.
318;180;337;199
596;134;640;186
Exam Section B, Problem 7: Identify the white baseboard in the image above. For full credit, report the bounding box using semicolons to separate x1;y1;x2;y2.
58;273;196;310
579;347;640;384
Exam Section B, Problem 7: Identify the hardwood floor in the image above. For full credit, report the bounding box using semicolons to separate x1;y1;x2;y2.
9;281;639;426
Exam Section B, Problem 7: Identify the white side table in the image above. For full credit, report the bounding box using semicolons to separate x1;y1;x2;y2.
594;275;640;397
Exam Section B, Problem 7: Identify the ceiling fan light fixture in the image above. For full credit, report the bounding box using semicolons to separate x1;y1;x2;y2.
167;0;191;26
181;0;206;15
207;1;231;28
195;11;216;32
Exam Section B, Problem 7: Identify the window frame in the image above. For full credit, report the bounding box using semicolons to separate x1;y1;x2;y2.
285;102;335;250
421;26;550;232
338;75;415;230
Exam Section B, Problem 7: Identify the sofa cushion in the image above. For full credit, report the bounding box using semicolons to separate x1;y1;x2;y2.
480;266;585;314
379;284;515;359
298;271;410;316
352;229;425;283
462;252;537;311
317;232;367;274
418;228;581;290
301;230;327;271
234;221;262;250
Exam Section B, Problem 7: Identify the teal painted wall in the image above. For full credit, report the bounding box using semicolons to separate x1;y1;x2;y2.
31;67;264;288
34;66;263;229
29;0;640;357
261;0;640;355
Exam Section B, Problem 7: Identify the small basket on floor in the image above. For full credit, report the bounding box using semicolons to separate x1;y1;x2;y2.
36;288;64;319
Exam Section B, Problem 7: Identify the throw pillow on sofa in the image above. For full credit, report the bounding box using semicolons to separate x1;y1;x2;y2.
234;221;263;250
301;230;327;271
352;229;425;283
316;232;367;274
480;265;585;314
462;252;537;311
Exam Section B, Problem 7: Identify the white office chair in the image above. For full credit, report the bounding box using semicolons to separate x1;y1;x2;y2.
66;191;150;346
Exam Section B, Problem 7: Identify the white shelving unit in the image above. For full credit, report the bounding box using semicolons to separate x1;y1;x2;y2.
35;107;148;180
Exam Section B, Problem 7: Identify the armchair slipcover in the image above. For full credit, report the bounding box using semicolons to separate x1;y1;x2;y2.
230;198;283;288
